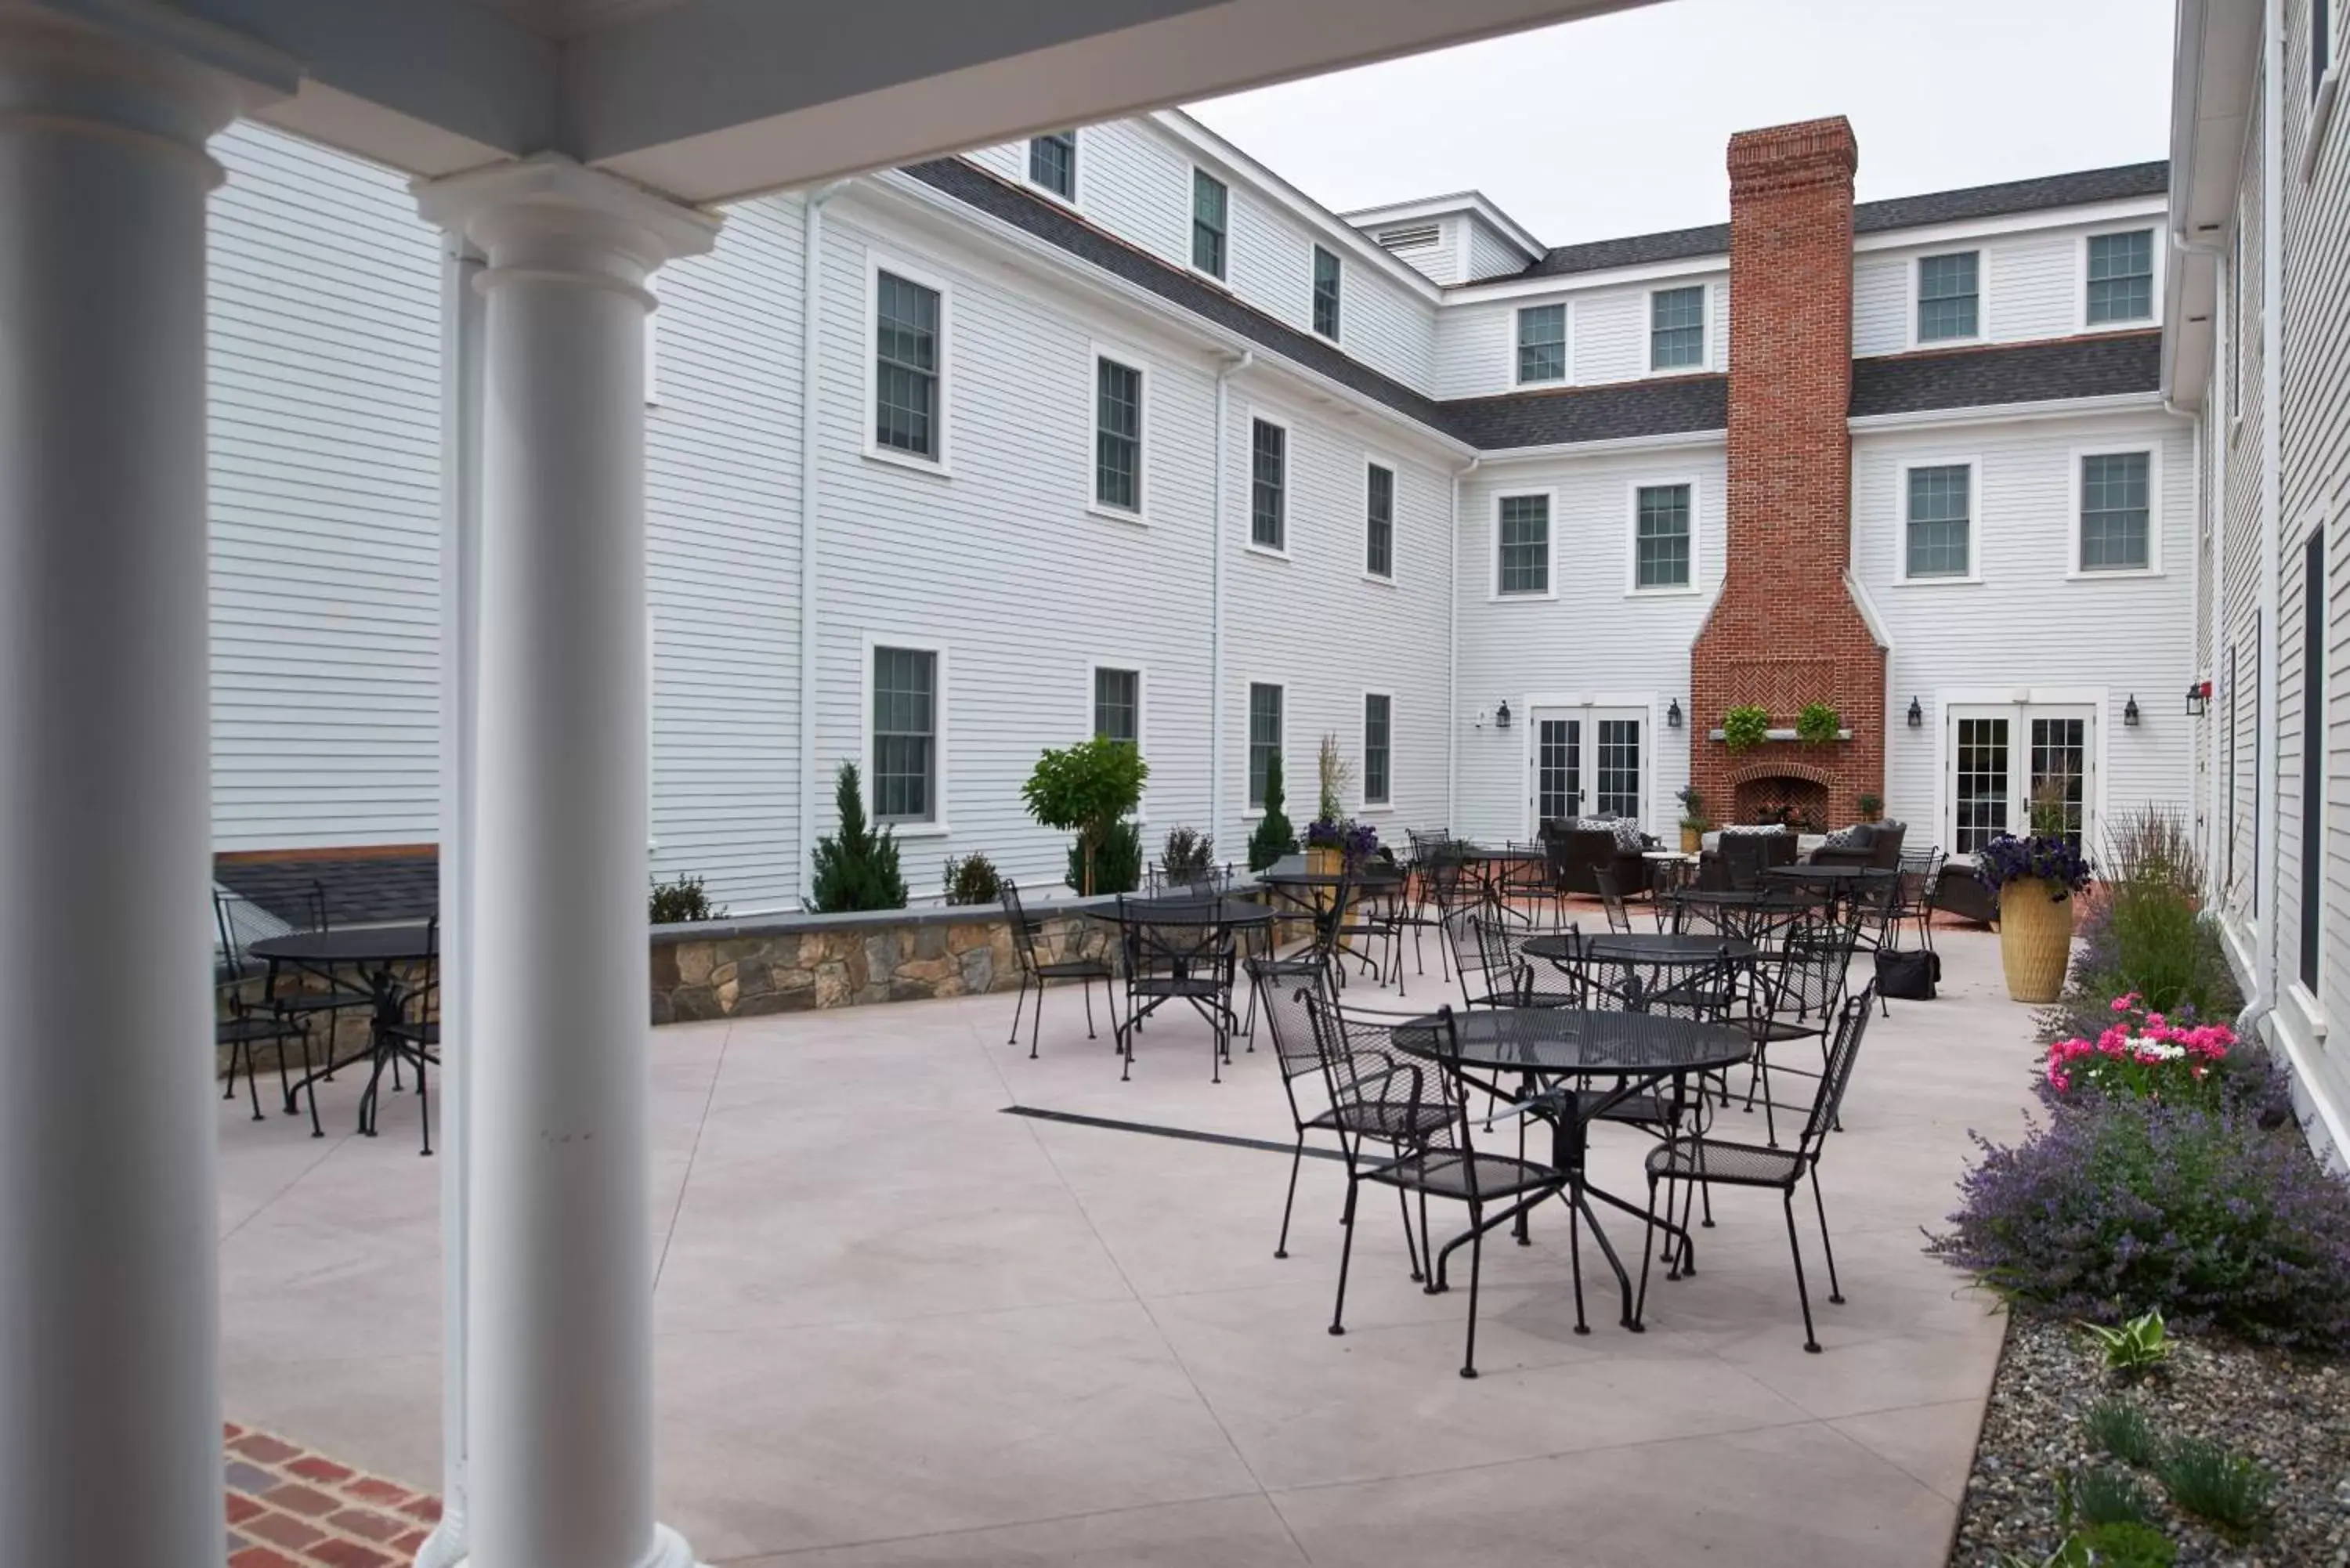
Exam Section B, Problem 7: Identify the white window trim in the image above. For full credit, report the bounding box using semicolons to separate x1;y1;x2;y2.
1021;128;1083;209
1086;658;1149;823
1512;299;1571;388
1243;678;1285;819
1908;247;1990;350
1188;164;1231;287
1622;475;1704;597
862;251;953;476
1311;243;1343;345
1644;281;1708;376
1086;341;1151;526
1491;486;1559;602
1362;451;1399;584
1360;688;1394;811
2075;223;2163;334
1893;454;1984;587
860;632;950;838
2067;443;2164;580
1244;407;1291;560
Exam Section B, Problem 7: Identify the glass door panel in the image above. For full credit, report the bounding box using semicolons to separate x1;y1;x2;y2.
1952;715;2011;854
1535;717;1580;824
2029;716;2088;847
1593;717;1643;820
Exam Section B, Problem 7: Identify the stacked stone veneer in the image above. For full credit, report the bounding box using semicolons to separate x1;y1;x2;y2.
650;898;1120;1023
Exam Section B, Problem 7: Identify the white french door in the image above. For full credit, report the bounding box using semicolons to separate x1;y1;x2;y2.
1945;703;2097;855
1528;705;1647;833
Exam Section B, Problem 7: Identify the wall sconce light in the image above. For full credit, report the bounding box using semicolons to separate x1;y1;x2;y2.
2123;694;2141;728
1906;697;1923;728
1494;699;1512;731
2185;681;2208;717
1666;699;1683;729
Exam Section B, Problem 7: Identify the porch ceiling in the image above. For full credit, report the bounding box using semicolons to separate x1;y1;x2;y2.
99;0;1651;203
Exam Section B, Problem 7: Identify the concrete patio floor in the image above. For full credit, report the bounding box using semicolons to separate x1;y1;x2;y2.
219;918;2041;1566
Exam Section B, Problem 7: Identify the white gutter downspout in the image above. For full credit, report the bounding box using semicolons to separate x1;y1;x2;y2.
1209;350;1252;846
797;181;852;899
2245;0;2284;1039
1448;455;1480;833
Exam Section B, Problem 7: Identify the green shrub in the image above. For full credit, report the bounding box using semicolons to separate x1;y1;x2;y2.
2079;1310;2172;1377
649;873;725;924
942;852;1002;906
1159;826;1217;886
1720;704;1770;752
2151;1437;2275;1537
2060;1465;2155;1529
2083;1398;2160;1468
1021;735;1149;897
1247;753;1300;872
807;761;907;912
1066;820;1143;896
2070;1521;2176;1567
1795;701;1841;745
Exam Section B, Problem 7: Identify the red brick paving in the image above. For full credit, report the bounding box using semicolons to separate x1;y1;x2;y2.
224;1422;440;1568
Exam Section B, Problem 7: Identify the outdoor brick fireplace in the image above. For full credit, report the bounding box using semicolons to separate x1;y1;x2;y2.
1690;116;1886;830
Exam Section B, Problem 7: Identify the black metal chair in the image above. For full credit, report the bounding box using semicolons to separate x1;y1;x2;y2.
220;883;374;1092
213;890;316;1130
1895;849;1948;953
371;916;441;1156
1318;999;1567;1378
1441;901;1524;1010
1116;895;1238;1082
1640;988;1875;1352
1740;901;1866;1145
1592;866;1635;934
1001;880;1117;1060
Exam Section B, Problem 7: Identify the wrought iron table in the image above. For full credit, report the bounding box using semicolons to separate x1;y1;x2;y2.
249;923;438;1143
1086;897;1274;1080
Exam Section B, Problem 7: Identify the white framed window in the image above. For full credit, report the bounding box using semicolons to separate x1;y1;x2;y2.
2080;227;2157;328
1246;681;1285;813
1493;490;1555;598
1090;346;1148;522
2298;526;2326;993
1361;692;1393;810
1516;302;1567;385
862;637;949;835
1088;659;1148;821
1896;457;1981;584
2070;446;2160;576
1626;479;1700;594
1914;250;1982;344
2226;223;2243;420
1191;168;1228;281
1249;414;1288;555
1647;284;1706;371
1364;459;1396;581
864;254;950;473
1311;245;1342;341
1028;131;1078;203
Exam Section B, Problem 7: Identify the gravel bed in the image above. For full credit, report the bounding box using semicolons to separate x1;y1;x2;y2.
1951;1310;2350;1566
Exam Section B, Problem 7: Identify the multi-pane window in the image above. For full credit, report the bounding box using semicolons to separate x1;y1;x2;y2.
1248;683;1282;811
1497;493;1550;595
1536;718;1580;822
2030;717;2088;849
2079;452;2151;572
1094;667;1139;746
1362;694;1391;807
2086;230;2154;324
1517;304;1566;384
1650;285;1705;370
1917;251;1980;341
1953;716;2009;854
1311;245;1342;340
1094;357;1142;515
1365;463;1394;579
1633;482;1693;589
873;271;941;460
1191;169;1228;279
1595;719;1641;819
2227;226;2243;416
1250;419;1285;551
2303;533;2326;989
871;646;936;823
1029;131;1076;200
1904;464;1972;579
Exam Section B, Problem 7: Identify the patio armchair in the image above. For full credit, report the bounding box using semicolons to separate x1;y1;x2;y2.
1640;989;1875;1352
1894;848;1948;952
1001;880;1118;1060
1315;999;1567;1379
1806;818;1907;869
214;891;317;1130
1544;824;1651;900
1738;901;1867;1146
1703;828;1798;891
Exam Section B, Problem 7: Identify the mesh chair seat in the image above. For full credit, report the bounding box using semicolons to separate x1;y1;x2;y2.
217;1013;305;1046
1032;957;1114;981
1592;1090;1691;1129
1129;972;1226;999
271;988;375;1017
1743;1014;1831;1046
1308;1098;1453;1142
1647;1135;1805;1188
1366;1147;1560;1204
382;1019;440;1050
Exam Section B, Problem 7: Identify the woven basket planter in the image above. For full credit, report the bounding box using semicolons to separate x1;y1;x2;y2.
1997;877;2075;1003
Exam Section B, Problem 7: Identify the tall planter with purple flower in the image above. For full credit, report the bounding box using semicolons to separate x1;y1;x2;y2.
1977;832;2095;1003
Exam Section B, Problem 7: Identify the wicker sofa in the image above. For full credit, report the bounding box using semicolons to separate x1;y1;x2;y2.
1538;820;1654;898
1806;818;1907;869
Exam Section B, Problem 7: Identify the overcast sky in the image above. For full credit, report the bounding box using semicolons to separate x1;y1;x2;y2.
1187;0;2173;247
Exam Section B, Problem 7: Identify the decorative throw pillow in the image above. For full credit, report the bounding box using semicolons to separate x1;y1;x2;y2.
1719;824;1788;836
1611;818;1646;852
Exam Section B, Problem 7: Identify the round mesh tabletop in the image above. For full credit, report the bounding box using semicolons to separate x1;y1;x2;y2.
1086;897;1276;927
1521;932;1756;965
1386;1007;1749;1076
248;923;437;965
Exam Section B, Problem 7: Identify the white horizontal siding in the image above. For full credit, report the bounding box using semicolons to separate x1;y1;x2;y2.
1853;256;1908;356
1464;216;1530;282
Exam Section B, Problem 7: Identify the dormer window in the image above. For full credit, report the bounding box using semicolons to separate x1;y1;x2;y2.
1516;303;1567;385
1028;132;1076;201
1917;251;1980;341
1649;285;1705;370
2086;230;2154;324
1311;245;1342;340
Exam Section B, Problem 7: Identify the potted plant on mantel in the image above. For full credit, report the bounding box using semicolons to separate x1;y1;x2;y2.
1857;792;1883;825
1675;785;1708;854
1976;793;2094;1003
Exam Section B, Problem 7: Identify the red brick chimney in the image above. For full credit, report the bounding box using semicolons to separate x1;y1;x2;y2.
1689;117;1886;830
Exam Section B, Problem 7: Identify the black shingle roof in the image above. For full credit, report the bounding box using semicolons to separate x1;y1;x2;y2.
215;851;439;928
1512;161;2167;281
1849;331;2162;418
902;157;2164;453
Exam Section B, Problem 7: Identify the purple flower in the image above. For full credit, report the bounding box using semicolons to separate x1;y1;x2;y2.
1976;833;2095;897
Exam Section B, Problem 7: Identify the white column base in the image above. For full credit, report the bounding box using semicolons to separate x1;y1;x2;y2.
444;1523;701;1568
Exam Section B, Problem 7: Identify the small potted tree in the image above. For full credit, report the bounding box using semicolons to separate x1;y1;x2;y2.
1021;735;1149;897
1246;753;1299;873
1675;786;1708;854
807;761;907;912
1857;792;1883;825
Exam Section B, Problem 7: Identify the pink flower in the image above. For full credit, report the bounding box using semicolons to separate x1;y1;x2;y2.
2111;995;2135;1013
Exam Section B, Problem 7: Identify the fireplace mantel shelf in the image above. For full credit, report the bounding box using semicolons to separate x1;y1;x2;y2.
1705;728;1855;743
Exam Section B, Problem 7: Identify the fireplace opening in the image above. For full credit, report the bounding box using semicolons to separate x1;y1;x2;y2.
1733;774;1831;833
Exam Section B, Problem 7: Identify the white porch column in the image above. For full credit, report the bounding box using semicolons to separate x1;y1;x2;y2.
0;11;289;1566
416;156;716;1568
